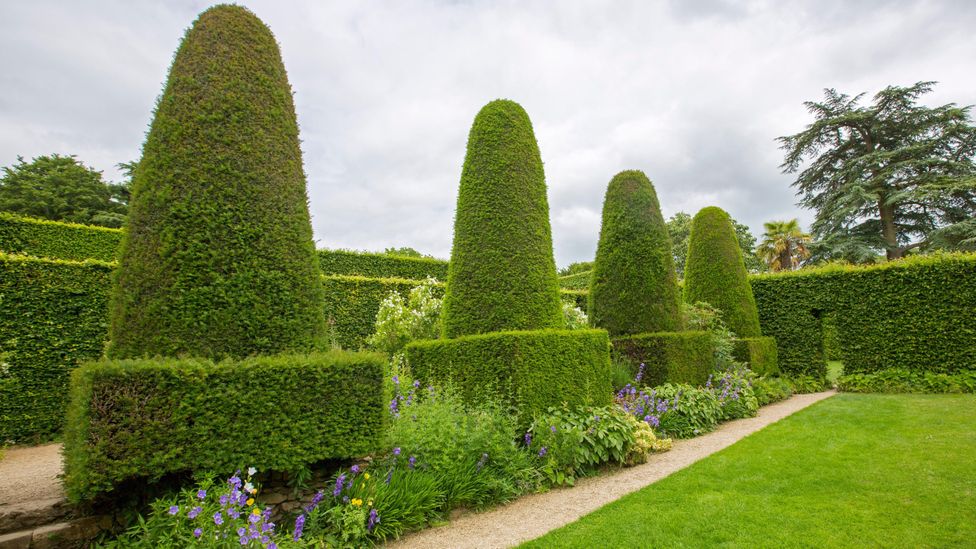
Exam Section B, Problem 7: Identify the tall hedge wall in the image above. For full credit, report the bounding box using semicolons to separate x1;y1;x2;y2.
405;329;612;423
108;5;325;360
750;253;976;377
0;253;112;442
318;249;448;280
589;170;683;336
442;99;563;338
0;213;121;262
612;331;714;387
684;207;762;338
63;351;386;502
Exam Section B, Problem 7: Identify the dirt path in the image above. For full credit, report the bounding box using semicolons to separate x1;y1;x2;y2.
0;443;63;506
387;390;836;549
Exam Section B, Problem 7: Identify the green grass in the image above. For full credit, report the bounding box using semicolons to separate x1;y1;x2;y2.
522;394;976;548
827;360;843;384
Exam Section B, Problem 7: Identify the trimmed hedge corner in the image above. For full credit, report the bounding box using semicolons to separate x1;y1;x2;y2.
611;331;714;387
405;329;612;422
0;253;112;442
733;337;779;376
63;350;386;503
0;213;121;262
318;249;448;280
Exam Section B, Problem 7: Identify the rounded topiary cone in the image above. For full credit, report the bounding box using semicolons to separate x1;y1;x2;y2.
441;99;563;338
107;5;325;359
684;206;762;337
589;170;683;336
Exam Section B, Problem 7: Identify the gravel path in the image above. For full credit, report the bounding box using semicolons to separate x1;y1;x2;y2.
0;442;64;506
387;390;836;549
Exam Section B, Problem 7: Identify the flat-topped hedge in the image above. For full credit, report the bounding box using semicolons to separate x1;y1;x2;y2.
558;270;591;291
0;253;112;442
612;331;714;387
0;213;122;262
318;249;448;280
751;253;976;377
64;350;386;502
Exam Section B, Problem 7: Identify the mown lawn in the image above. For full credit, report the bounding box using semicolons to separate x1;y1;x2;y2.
522;394;976;548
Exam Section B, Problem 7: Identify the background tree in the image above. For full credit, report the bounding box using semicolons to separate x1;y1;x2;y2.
779;81;976;261
758;219;812;271
0;154;129;227
382;246;431;258
667;211;764;276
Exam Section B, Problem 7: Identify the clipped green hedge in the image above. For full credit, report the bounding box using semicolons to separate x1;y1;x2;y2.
751;253;976;377
589;170;683;336
63;350;386;502
318;249;448;280
732;337;779;376
442;99;563;338
0;213;121;262
405;329;612;422
558;270;591;291
0;253;112;442
838;369;976;394
611;331;714;387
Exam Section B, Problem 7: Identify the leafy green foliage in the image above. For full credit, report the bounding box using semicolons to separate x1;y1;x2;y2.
838;369;976;393
561;301;589;330
442;100;563;337
557;270;591;291
0;253;112;442
757;219;812;271
667;211;764;276
611;332;714;387
0;154;129;228
732;337;779;376
0;212;122;262
780;81;976;260
108;5;324;359
405;329;613;423
63;351;386;502
558;261;593;277
647;383;722;439
683;206;763;338
318;249;448;280
751;253;976;377
751;375;793;406
367;278;442;356
589;170;683;336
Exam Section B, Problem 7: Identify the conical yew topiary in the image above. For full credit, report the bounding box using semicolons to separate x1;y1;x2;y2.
107;5;325;359
441;99;563;338
589;170;683;336
683;206;762;337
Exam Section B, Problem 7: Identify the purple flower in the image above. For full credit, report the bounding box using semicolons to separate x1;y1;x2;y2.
239;536;248;545
385;469;394;484
237;527;247;537
649;415;660;428
550;425;557;433
262;536;270;544
538;446;548;458
293;514;306;541
351;465;360;474
414;379;421;388
269;543;277;549
392;375;399;385
249;513;260;524
636;362;646;383
393;447;401;456
524;432;532;446
193;528;202;538
228;473;242;489
308;490;324;511
334;474;346;497
594;415;601;422
408;456;416;469
213;511;224;525
219;494;230;506
168;505;179;515
197;489;207;500
227;507;241;519
188;506;202;519
367;508;381;532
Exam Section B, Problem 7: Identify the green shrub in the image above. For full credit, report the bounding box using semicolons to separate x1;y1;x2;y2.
751;375;793;406
0;213;121;262
63;350;386;502
318;249;448;280
589;170;683;335
561;289;588;310
558;270;591;291
441;100;563;338
611;331;714;387
0;253;112;442
838;369;976;394
684;207;762;338
107;5;325;359
732;337;779;376
751;253;976;376
562;301;589;330
405;329;612;423
711;365;759;421
367;278;442;356
786;374;829;393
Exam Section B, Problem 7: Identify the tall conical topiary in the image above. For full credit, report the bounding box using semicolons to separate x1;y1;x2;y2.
107;5;325;359
441;99;563;338
589;170;683;336
684;206;762;337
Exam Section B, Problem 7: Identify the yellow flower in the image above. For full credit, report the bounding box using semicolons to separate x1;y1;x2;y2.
246;498;254;506
364;472;370;480
367;499;373;507
351;498;363;507
252;508;261;516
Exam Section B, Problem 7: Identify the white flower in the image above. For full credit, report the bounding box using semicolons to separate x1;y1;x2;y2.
247;467;257;477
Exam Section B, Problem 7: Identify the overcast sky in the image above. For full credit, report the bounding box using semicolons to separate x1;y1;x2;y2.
2;1;975;266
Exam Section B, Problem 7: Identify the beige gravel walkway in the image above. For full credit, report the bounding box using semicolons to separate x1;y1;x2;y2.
387;390;836;549
0;443;63;506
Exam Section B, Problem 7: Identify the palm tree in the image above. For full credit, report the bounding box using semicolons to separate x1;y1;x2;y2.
758;219;812;271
